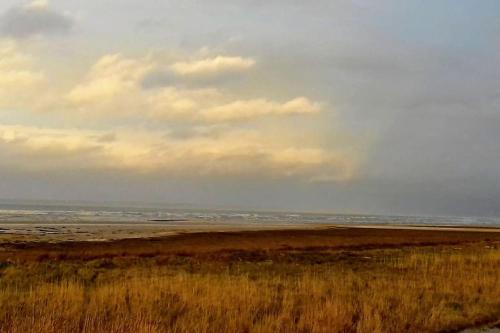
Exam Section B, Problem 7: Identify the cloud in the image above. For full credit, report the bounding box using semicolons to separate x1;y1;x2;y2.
0;125;358;181
0;0;73;38
147;87;221;119
0;49;361;183
0;41;43;86
0;41;44;107
25;0;49;10
199;97;321;122
141;70;176;89
66;54;154;113
65;53;321;123
0;125;104;172
170;56;255;78
148;88;321;122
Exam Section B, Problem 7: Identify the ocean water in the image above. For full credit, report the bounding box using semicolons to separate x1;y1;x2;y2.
0;202;499;227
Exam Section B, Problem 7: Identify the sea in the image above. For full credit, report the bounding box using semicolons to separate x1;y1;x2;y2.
0;201;499;227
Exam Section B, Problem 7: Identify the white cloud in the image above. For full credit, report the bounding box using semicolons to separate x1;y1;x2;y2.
170;56;255;78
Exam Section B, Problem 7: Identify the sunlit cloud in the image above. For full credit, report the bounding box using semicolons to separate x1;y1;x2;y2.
170;56;255;78
67;53;154;106
25;0;49;10
0;45;362;183
148;88;321;122
148;87;221;119
200;97;321;122
65;54;323;123
0;40;44;108
0;125;358;181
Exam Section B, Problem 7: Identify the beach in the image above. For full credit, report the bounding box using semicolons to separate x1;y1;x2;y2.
1;219;500;243
1;205;499;243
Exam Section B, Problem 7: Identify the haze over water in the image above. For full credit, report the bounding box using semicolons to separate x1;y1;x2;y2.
1;200;499;228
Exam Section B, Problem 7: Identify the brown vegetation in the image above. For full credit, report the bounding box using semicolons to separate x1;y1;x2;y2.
0;227;499;333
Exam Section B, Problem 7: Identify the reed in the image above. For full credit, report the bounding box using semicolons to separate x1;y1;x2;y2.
0;233;498;333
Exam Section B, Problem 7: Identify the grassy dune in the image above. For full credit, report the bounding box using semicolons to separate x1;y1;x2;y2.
0;228;499;333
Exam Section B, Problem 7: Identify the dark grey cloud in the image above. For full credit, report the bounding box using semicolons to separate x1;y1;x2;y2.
0;3;73;38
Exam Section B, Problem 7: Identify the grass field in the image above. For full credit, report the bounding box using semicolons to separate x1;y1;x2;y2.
0;227;499;333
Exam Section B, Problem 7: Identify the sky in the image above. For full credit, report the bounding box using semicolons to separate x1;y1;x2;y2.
0;0;499;216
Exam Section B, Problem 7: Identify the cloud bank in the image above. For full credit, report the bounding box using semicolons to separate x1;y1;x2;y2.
0;125;357;181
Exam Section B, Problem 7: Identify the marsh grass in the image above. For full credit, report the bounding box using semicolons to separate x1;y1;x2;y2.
0;232;499;333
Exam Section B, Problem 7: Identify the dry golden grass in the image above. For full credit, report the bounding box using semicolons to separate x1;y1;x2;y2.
0;228;499;333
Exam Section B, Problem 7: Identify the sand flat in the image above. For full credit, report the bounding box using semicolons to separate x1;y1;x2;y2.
0;220;499;243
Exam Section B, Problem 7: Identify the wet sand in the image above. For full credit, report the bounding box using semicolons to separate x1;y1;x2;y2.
0;220;326;243
0;219;499;243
